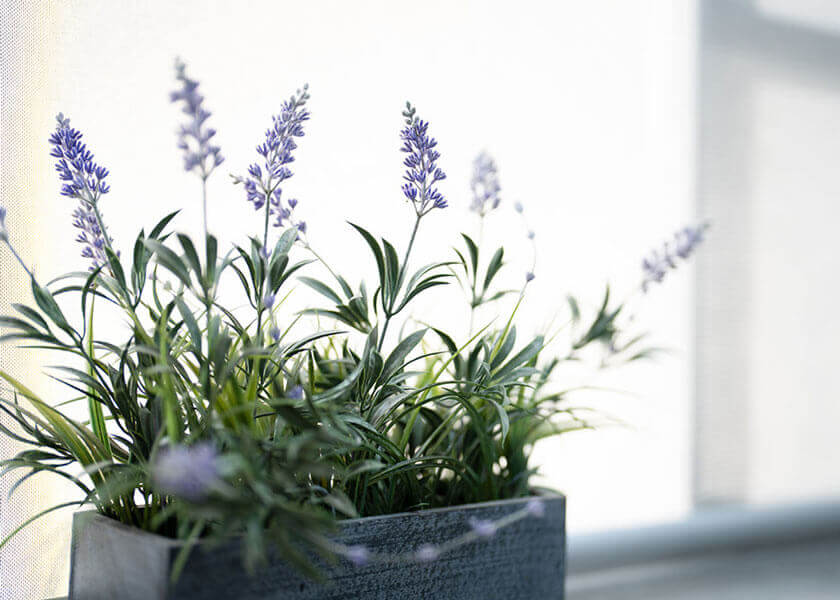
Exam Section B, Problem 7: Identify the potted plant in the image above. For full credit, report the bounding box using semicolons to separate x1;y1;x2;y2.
0;60;705;599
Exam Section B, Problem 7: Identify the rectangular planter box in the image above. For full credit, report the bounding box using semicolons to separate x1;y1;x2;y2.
69;495;565;599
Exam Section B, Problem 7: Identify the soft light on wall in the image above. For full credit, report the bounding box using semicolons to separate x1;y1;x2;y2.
0;1;696;596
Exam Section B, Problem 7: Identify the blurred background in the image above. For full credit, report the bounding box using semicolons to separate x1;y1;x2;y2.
2;1;839;598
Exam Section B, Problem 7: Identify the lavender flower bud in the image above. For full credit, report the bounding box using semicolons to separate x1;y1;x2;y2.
152;443;220;502
287;385;304;400
514;201;524;214
345;545;370;567
263;292;276;309
49;113;114;269
469;518;497;538
470;152;501;216
171;59;223;179
526;498;545;518
527;230;535;240
525;271;535;283
641;222;709;292
400;103;447;215
237;85;309;236
415;544;439;562
270;326;281;342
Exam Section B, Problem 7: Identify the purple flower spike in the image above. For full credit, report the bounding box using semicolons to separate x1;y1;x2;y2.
400;102;447;216
415;544;440;562
153;442;221;502
641;222;709;292
235;85;310;237
49;113;114;269
470;152;501;216
345;545;370;567
171;59;223;179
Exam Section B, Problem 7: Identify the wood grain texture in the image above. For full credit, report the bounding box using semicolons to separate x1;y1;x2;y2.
69;495;565;599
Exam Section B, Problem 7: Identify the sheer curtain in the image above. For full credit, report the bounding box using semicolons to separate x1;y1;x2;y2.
0;1;695;597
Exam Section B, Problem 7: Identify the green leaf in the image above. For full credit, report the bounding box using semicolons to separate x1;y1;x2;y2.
144;239;191;287
298;277;342;305
30;280;74;337
349;223;384;287
149;210;180;239
482;247;504;292
11;304;50;332
273;228;299;257
381;329;426;382
177;234;202;278
175;296;202;356
461;234;479;276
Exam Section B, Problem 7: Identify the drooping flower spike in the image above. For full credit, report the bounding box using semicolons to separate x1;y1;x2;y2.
170;59;224;179
49;113;115;269
400;102;447;216
642;222;709;292
470;151;501;216
235;85;310;242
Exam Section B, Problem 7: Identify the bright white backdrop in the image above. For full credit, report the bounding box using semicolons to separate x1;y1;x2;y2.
0;1;696;597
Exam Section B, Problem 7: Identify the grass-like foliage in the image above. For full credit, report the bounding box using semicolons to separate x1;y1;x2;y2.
0;61;706;575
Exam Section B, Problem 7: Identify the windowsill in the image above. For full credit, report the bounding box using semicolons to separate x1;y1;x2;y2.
567;499;840;598
567;537;840;599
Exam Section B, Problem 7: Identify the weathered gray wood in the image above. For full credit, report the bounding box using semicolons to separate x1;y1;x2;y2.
69;495;565;599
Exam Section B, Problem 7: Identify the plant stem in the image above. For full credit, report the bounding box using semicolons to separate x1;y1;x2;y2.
378;214;422;351
263;192;271;251
468;216;485;336
3;240;34;280
201;177;208;241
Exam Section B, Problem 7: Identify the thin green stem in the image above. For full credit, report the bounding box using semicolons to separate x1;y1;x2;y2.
201;177;208;240
263;191;272;251
378;214;422;351
468;216;485;336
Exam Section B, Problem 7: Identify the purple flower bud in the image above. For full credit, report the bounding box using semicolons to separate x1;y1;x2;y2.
48;114;114;269
270;326;281;342
470;152;501;216
527;230;535;240
641;223;708;292
287;385;304;399
153;443;220;502
514;202;524;214
171;59;223;181
400;105;447;216
263;293;276;309
239;86;310;238
525;272;535;283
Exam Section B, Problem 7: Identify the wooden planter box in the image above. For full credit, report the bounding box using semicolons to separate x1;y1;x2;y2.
69;495;565;599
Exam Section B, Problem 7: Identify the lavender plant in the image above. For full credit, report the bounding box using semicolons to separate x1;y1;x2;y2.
0;61;705;578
